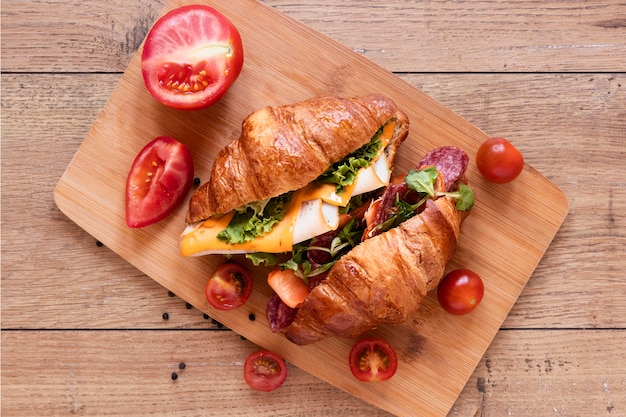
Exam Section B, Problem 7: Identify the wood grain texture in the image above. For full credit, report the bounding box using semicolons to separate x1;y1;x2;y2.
2;330;624;416
2;0;625;72
2;0;626;415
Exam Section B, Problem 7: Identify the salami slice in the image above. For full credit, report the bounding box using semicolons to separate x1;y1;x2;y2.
418;146;469;191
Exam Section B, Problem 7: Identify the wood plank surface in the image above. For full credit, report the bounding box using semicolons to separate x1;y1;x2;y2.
2;0;625;73
2;330;624;416
2;0;625;416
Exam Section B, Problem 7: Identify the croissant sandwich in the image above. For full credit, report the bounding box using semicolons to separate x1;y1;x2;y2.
180;94;410;256
270;145;474;345
180;94;474;345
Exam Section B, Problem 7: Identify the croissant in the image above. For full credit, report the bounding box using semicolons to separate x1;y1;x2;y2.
186;94;408;223
283;195;468;345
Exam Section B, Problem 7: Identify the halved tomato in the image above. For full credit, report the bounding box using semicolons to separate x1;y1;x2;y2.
141;5;244;110
243;350;288;392
348;338;398;382
125;136;194;228
205;263;253;311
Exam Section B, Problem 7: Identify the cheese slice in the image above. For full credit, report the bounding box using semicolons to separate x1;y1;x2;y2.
180;121;396;257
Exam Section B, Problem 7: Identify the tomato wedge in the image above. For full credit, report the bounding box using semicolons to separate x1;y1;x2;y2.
243;350;288;392
141;5;244;110
348;338;398;382
205;263;253;311
267;268;310;309
125;136;194;228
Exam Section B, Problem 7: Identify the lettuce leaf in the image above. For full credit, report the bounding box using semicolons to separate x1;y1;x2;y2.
317;128;383;192
217;192;292;245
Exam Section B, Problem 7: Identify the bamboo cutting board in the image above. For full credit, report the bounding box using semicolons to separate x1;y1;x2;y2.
54;0;569;415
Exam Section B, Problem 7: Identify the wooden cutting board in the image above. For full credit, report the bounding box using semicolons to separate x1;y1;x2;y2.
54;0;569;415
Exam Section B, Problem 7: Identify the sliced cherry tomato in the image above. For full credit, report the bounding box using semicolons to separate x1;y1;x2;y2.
476;137;524;183
437;269;484;315
205;263;253;311
267;268;310;309
348;338;398;382
141;5;244;110
125;136;193;228
243;350;288;392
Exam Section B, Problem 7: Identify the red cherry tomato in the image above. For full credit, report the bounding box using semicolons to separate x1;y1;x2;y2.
437;269;484;315
205;263;253;311
476;137;524;183
125;136;194;228
243;350;288;392
348;338;398;382
141;5;244;110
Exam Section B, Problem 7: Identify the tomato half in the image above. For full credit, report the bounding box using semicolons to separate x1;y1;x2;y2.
243;350;288;392
125;136;194;228
348;338;398;382
141;5;244;110
437;269;484;315
205;263;253;310
476;137;524;184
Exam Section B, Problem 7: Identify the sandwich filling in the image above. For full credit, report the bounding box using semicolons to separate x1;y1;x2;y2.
180;121;397;256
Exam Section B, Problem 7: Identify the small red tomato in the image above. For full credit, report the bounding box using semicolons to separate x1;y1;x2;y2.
348;338;398;382
205;263;253;310
243;350;288;392
141;5;244;110
125;136;194;228
437;269;484;315
476;137;524;183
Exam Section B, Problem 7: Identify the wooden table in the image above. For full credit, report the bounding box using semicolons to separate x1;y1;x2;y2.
2;1;625;415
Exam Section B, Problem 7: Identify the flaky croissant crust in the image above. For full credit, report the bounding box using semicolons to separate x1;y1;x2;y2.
284;196;468;345
186;94;409;223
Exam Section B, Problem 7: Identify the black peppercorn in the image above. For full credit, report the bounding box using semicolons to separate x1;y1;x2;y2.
179;362;186;370
248;313;256;321
162;312;169;320
193;177;201;186
171;372;178;380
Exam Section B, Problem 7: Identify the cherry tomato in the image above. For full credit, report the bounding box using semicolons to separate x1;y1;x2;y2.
267;268;309;309
141;5;244;110
348;338;398;382
437;269;484;315
125;136;194;228
476;137;524;183
243;350;288;392
205;263;253;310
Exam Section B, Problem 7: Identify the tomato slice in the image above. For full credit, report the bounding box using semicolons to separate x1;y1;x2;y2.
437;269;485;315
205;263;253;310
125;136;193;228
348;338;398;382
243;350;288;392
141;5;244;110
476;137;524;184
267;268;310;309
